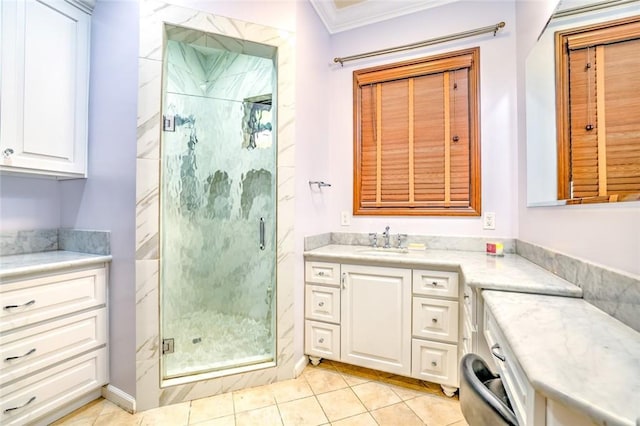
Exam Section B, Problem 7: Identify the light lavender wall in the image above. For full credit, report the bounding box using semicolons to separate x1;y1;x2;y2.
326;1;518;239
294;0;332;363
0;176;60;230
59;0;139;396
515;1;640;276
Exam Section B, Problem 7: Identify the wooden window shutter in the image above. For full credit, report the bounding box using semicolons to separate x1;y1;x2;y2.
557;16;640;202
353;48;481;216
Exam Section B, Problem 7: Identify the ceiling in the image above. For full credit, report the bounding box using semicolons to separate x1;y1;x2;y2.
309;0;459;34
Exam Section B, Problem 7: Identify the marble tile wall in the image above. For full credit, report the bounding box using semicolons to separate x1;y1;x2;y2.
307;232;516;253
0;229;110;256
0;229;58;256
135;0;295;412
516;240;640;332
59;229;111;255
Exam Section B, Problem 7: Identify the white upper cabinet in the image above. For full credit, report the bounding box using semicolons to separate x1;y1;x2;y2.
0;0;92;178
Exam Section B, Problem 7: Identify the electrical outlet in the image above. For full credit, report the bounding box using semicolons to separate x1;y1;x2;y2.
341;211;350;226
483;212;496;230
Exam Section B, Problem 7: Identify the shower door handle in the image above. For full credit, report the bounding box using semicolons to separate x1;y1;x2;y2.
259;218;265;250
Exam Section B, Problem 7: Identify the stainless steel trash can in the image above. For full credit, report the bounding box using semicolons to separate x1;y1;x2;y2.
459;353;518;426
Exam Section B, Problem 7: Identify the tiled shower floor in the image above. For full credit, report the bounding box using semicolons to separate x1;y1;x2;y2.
53;360;469;425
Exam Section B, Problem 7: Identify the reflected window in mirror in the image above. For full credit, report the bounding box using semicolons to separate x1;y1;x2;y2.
555;15;640;204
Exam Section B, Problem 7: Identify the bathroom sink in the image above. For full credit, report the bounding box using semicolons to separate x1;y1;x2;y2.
357;247;409;256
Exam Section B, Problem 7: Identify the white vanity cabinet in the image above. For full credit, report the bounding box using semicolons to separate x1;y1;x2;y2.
0;263;108;425
341;264;411;376
0;0;93;178
304;260;461;394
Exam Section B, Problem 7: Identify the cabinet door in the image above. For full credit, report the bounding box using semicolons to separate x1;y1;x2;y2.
0;0;90;178
341;264;411;375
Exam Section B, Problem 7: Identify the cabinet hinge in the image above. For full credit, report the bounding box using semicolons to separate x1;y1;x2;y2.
162;338;174;355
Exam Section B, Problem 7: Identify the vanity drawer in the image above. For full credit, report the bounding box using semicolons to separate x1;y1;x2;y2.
305;320;340;360
412;270;458;298
0;308;107;384
305;285;340;324
305;262;340;287
0;347;107;426
412;297;459;343
0;267;107;332
411;338;458;387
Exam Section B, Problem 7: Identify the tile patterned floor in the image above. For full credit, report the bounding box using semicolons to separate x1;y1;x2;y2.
53;360;469;426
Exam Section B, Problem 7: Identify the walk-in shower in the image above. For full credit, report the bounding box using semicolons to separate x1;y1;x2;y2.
159;26;277;380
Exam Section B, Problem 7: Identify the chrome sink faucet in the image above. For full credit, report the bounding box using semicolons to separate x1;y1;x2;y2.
382;226;391;248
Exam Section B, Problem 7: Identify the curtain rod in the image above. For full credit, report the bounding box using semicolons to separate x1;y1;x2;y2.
552;0;639;19
333;21;505;66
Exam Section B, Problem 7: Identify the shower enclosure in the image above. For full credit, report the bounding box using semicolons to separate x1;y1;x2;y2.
160;27;277;380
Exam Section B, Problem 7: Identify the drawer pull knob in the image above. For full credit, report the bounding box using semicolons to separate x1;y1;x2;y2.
431;281;438;286
491;343;506;362
318;338;325;344
431;361;437;367
3;300;36;310
317;271;325;276
4;396;36;413
4;348;36;362
431;318;438;323
318;302;325;307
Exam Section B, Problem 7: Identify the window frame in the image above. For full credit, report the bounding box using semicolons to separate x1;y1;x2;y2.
352;47;481;216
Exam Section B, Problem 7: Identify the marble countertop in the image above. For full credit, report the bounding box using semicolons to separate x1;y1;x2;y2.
304;245;582;297
483;290;640;426
0;250;112;280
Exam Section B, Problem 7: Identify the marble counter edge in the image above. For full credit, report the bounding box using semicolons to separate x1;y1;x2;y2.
0;253;113;280
482;290;639;426
304;246;583;297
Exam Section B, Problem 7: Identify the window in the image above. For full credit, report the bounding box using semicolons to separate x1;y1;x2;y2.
555;16;640;203
353;48;481;216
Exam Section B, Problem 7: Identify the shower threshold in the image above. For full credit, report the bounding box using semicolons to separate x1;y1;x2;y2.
161;359;277;388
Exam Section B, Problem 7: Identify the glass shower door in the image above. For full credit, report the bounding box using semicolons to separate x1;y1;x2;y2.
160;34;277;380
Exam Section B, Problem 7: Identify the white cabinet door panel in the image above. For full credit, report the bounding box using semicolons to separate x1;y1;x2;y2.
341;265;411;376
411;339;458;387
0;0;90;177
0;348;107;426
412;297;459;343
0;308;107;384
305;320;340;360
0;267;106;332
305;285;340;324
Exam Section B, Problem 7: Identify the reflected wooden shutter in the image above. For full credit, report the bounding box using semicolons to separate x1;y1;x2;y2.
558;16;640;202
354;48;480;216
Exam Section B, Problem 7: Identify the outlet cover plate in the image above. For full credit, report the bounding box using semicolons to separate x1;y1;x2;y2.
341;211;350;226
484;212;496;230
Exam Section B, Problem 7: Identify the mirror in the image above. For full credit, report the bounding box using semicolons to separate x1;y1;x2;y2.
525;0;640;206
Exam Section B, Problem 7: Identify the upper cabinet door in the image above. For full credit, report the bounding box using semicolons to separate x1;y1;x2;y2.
1;0;91;178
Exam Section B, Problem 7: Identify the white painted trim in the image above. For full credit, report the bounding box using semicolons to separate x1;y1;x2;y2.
294;355;309;377
102;384;136;414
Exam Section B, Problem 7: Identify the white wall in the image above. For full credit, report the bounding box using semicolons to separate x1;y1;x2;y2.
59;0;139;395
0;176;60;230
516;1;640;276
326;1;518;238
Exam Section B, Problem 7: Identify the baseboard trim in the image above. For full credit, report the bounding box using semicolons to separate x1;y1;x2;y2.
294;355;308;377
102;384;136;413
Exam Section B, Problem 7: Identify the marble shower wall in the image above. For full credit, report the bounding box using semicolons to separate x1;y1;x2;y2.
517;240;640;332
136;0;295;412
